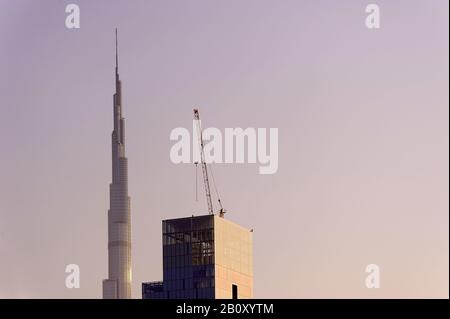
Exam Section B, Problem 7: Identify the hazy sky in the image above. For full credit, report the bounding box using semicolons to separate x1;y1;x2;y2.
0;0;448;298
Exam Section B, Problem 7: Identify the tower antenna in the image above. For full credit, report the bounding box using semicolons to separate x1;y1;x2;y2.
115;28;118;69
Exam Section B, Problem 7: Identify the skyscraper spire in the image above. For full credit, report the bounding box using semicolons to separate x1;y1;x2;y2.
115;28;118;71
103;29;132;299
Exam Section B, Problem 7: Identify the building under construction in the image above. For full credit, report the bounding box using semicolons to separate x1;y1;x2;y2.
142;214;253;299
142;109;253;299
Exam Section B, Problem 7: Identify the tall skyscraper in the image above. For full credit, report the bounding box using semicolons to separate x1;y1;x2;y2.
102;29;132;299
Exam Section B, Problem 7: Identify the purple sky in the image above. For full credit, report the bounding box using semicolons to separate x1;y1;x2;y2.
0;0;448;298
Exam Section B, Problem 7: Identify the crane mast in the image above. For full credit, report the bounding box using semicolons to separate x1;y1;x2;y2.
193;108;214;215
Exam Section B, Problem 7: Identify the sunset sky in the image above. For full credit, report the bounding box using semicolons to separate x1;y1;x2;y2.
0;0;448;298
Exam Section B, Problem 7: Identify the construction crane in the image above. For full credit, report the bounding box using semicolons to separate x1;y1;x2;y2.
193;108;225;217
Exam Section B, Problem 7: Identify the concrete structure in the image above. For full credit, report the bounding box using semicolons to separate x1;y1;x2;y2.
142;214;253;299
102;29;132;299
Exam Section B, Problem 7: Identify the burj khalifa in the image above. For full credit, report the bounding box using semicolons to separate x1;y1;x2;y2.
102;29;132;299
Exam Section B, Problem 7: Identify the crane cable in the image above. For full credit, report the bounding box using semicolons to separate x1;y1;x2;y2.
208;164;223;211
194;162;198;202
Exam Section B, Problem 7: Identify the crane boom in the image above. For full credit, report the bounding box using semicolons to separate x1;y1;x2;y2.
193;108;214;215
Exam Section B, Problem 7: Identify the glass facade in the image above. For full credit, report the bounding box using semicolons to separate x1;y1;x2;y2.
142;214;253;299
141;281;165;299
